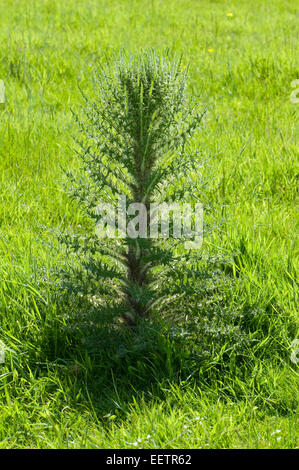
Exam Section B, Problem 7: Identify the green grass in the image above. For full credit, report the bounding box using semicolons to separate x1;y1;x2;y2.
0;0;298;449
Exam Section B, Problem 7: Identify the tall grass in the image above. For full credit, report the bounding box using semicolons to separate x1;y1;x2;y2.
0;0;298;448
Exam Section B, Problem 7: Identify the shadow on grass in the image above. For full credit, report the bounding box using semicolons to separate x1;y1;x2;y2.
33;259;298;421
36;290;197;420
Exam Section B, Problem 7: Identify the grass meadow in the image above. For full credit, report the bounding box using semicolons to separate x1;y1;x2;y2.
0;0;298;449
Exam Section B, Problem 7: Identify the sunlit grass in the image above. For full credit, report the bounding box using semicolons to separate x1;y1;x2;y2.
0;0;298;448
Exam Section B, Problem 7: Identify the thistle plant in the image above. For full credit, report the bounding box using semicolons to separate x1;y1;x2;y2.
63;51;205;326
